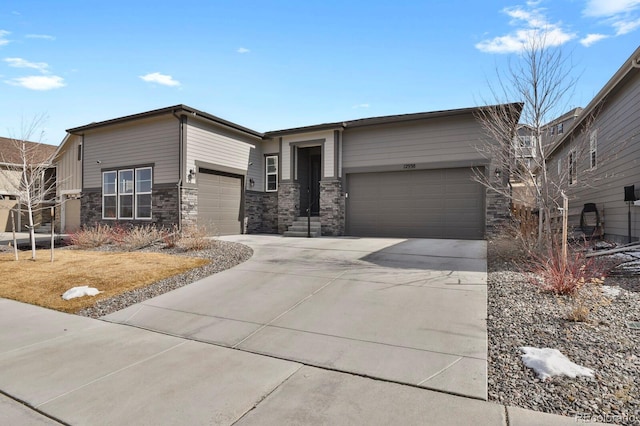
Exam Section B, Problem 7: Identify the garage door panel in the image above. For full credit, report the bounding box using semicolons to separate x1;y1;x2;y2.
198;171;243;236
346;168;484;239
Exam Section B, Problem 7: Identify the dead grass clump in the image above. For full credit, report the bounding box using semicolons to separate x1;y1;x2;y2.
0;249;208;313
176;225;212;251
68;224;114;248
118;225;167;251
564;284;609;322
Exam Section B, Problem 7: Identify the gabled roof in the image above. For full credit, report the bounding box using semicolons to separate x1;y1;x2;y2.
0;136;56;165
547;45;640;158
265;103;523;137
66;104;264;139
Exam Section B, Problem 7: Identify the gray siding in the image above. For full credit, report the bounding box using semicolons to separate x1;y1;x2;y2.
54;134;82;193
83;116;179;188
552;69;640;240
248;138;279;192
342;115;487;170
185;118;256;188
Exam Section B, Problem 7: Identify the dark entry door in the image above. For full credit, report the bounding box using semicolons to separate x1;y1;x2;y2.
298;146;321;217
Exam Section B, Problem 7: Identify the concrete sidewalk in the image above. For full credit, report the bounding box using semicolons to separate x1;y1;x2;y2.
0;298;598;425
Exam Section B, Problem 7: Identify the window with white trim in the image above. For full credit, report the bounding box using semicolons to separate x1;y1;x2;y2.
102;167;153;220
590;130;597;170
265;155;278;192
568;150;577;186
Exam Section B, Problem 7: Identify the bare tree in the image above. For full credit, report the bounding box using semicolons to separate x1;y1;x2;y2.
474;33;581;250
0;116;56;260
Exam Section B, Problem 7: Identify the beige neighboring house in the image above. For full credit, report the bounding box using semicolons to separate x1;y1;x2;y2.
51;134;83;233
0;136;56;232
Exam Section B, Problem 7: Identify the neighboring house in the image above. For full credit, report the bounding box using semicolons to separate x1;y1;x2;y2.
546;45;640;243
60;103;521;240
0;136;57;232
51;134;83;233
511;108;583;207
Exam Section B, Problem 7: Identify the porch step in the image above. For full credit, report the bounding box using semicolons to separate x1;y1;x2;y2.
284;217;322;237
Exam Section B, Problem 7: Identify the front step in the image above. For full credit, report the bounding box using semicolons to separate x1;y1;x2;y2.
284;217;322;237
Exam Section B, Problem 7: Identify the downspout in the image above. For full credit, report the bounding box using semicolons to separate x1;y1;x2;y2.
173;110;185;231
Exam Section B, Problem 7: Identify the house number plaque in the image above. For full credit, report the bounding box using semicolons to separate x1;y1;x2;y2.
403;163;416;169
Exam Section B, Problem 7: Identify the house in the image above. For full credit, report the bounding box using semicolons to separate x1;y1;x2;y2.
0;136;57;232
511;108;583;207
58;103;521;239
546;45;640;243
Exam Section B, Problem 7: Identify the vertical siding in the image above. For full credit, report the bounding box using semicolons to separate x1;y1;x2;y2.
185;118;255;185
554;70;640;239
55;134;82;192
83;116;179;188
342;115;488;168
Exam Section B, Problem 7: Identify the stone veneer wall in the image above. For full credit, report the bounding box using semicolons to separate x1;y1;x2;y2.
81;184;180;229
319;179;345;236
485;167;510;238
180;186;197;229
277;182;300;234
245;191;279;234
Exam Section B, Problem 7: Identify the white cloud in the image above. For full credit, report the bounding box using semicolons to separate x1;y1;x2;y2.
4;57;49;73
612;16;640;33
6;75;65;90
583;0;640;17
139;72;181;87
580;33;609;46
26;34;55;40
583;0;640;37
237;47;250;54
0;30;10;46
476;5;576;53
352;103;370;109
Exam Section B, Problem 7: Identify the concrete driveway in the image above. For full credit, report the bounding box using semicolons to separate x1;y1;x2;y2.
105;235;488;399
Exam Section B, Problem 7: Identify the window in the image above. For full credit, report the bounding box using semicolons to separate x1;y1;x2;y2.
265;155;278;192
102;167;153;220
590;130;597;169
568;150;577;186
102;171;117;219
135;167;152;219
557;123;564;134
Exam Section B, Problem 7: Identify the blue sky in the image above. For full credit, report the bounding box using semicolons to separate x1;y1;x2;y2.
0;0;639;145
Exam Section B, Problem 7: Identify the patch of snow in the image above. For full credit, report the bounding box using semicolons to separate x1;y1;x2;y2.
520;347;594;381
62;286;101;301
601;286;621;298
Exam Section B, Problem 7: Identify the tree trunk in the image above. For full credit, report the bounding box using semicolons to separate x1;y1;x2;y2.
27;203;36;260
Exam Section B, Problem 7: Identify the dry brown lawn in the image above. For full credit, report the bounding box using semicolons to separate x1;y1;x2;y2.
1;249;209;313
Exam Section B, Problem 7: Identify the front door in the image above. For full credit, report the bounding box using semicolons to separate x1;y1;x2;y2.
298;146;321;217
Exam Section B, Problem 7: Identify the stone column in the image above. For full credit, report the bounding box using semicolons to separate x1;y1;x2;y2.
319;179;345;236
278;182;300;234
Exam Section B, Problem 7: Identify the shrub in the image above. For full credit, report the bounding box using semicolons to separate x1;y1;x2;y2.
528;248;608;295
68;224;114;248
117;225;167;251
175;225;212;251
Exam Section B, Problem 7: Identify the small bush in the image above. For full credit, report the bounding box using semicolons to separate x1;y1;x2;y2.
68;224;114;248
118;225;167;251
176;225;212;251
529;249;608;295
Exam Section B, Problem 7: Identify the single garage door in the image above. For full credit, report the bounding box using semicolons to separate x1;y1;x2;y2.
197;169;243;235
346;168;484;239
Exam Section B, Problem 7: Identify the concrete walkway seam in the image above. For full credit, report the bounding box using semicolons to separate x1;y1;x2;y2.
35;341;188;408
1;390;69;426
232;270;348;349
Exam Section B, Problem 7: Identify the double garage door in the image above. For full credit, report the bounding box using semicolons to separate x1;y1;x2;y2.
346;168;485;240
197;169;243;236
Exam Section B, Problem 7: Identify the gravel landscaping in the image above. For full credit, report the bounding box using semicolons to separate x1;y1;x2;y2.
488;249;640;425
77;239;253;318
